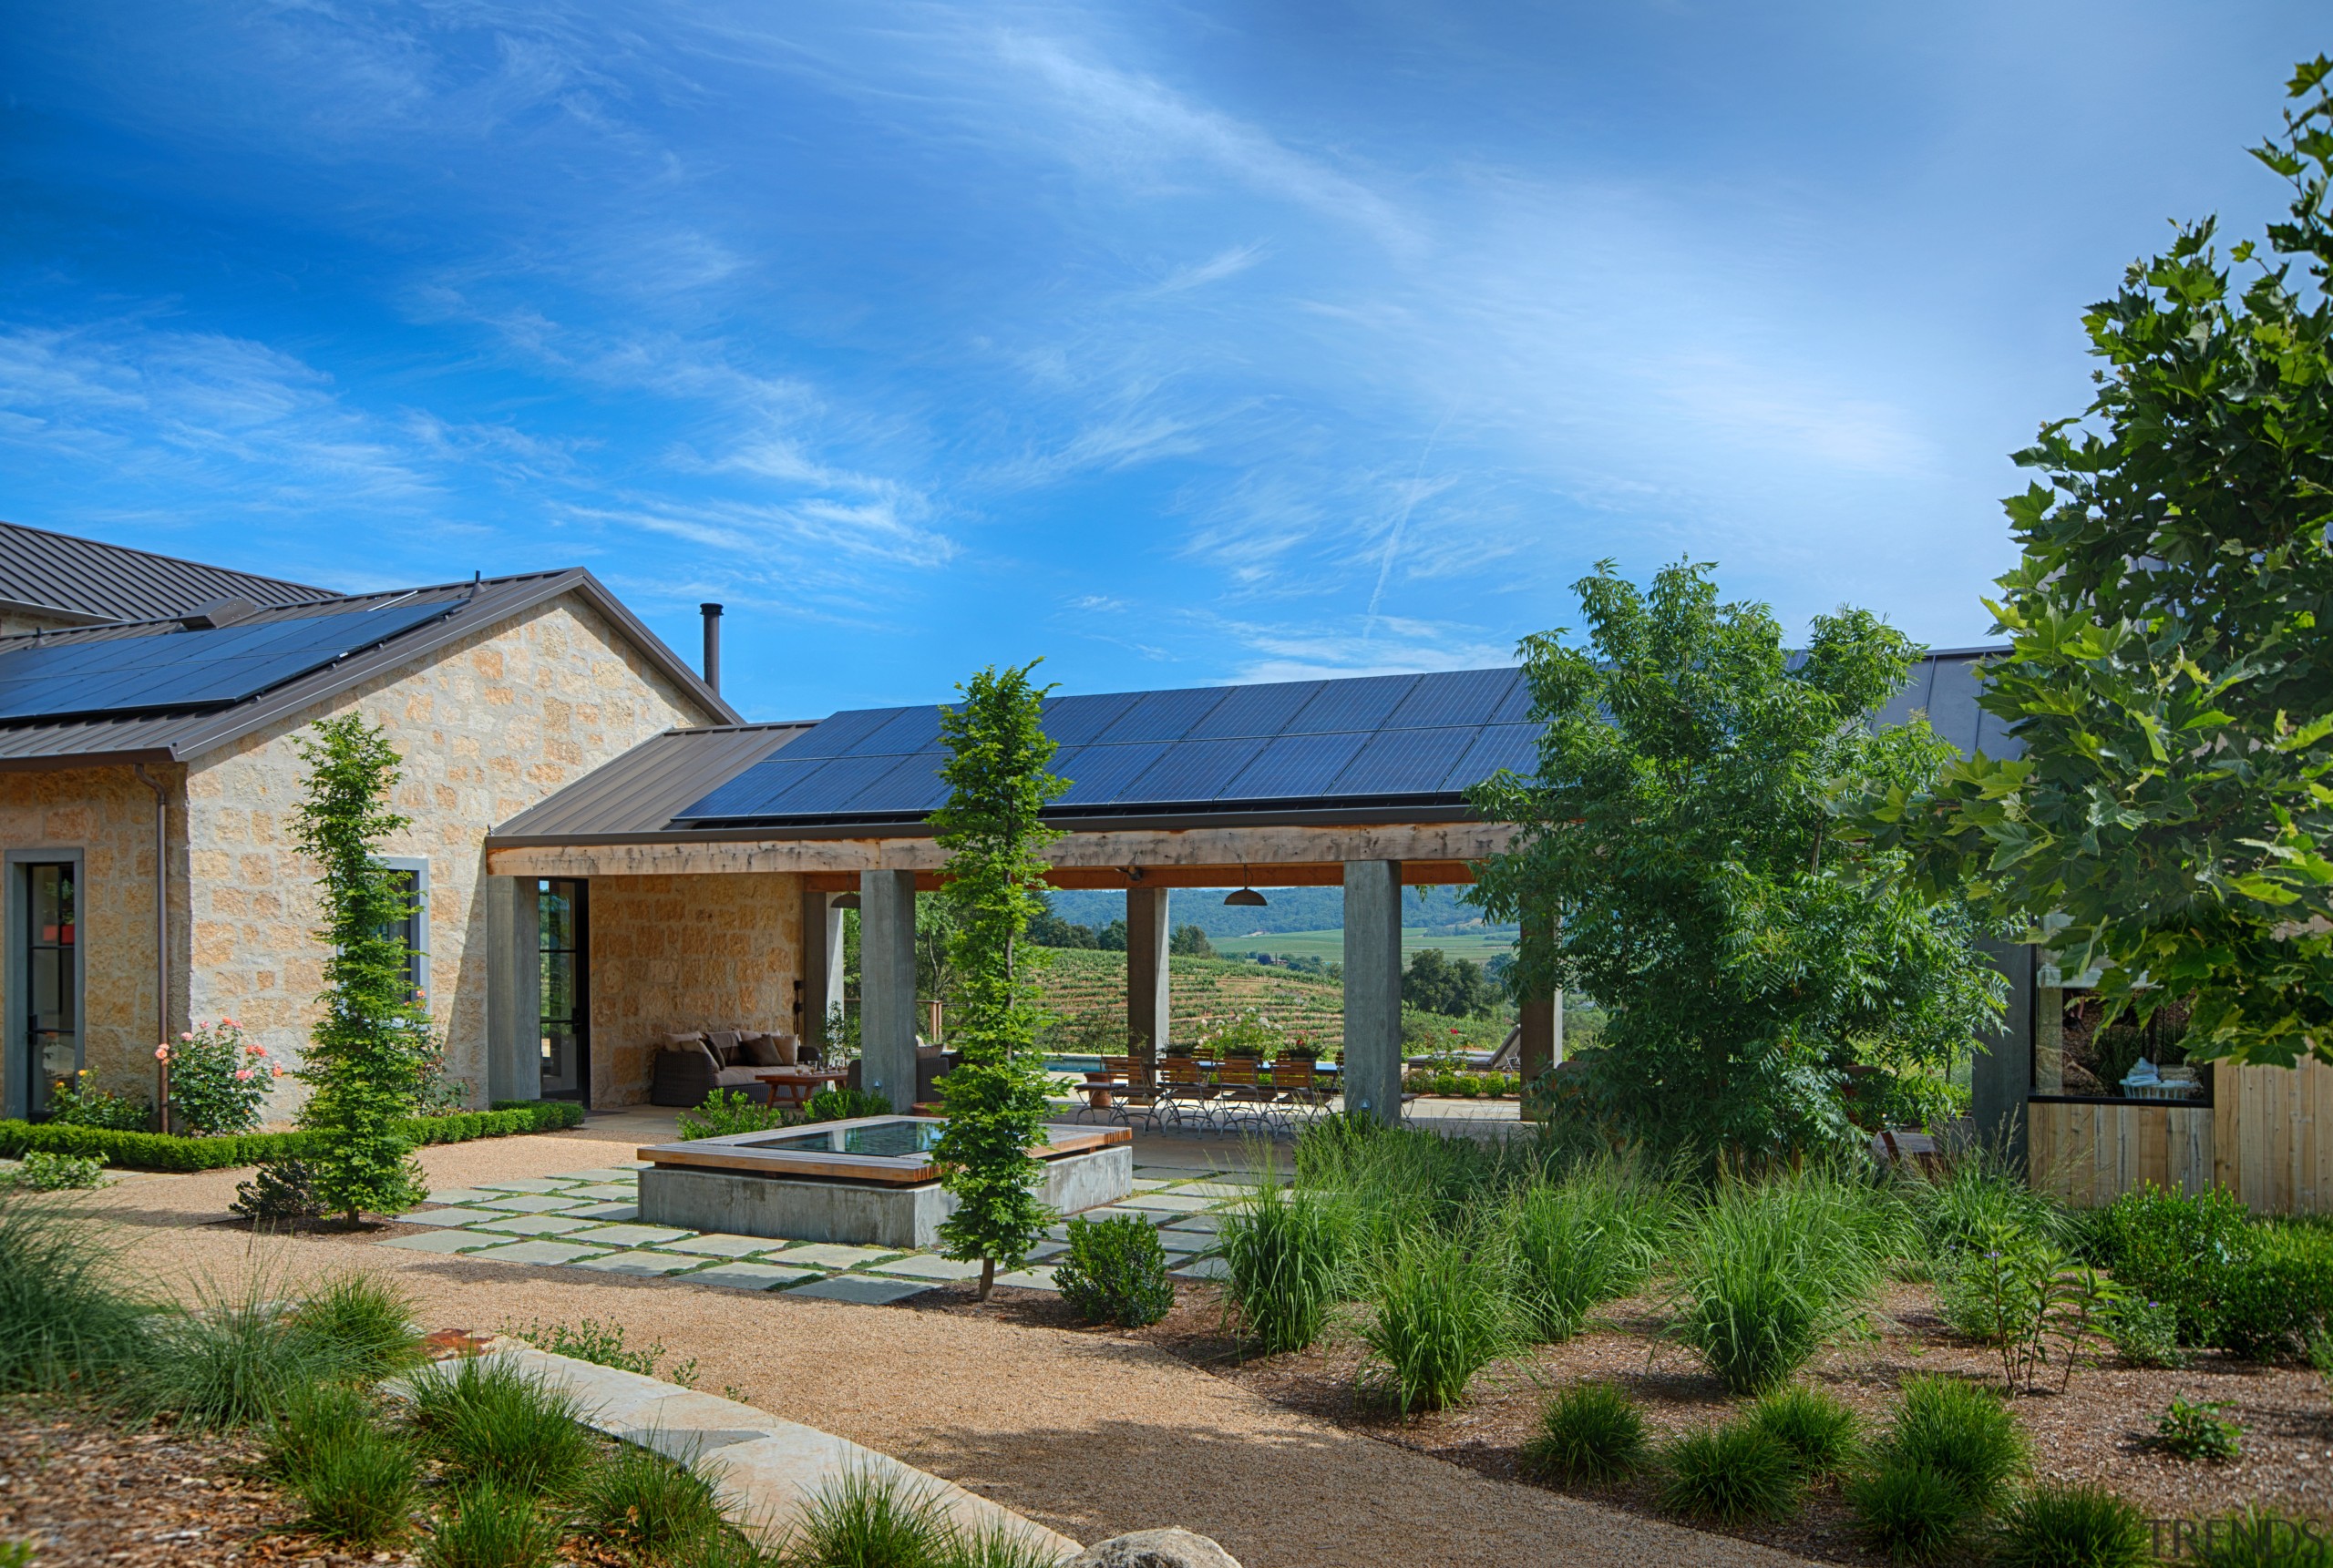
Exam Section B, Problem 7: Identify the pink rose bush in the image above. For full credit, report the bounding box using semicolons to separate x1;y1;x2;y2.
160;1020;274;1135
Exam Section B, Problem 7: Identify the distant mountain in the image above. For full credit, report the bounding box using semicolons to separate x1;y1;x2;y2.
1041;886;1515;940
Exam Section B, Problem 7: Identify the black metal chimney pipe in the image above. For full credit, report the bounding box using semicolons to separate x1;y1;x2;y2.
700;602;723;695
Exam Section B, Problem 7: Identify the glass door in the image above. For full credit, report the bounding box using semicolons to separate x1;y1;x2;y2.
23;863;77;1119
539;878;589;1102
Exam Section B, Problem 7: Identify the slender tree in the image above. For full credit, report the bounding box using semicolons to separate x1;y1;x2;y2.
930;661;1069;1298
1866;59;2333;1069
293;714;431;1224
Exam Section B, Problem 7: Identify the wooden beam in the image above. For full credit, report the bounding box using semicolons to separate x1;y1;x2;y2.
486;822;1516;879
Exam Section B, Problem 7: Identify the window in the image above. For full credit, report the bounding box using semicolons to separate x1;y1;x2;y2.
11;857;80;1121
539;878;589;1102
377;859;429;1002
2031;975;2210;1106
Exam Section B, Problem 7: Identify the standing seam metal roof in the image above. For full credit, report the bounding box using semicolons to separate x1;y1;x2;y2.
0;519;334;624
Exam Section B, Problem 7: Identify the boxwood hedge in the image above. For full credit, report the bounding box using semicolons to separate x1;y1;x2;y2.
0;1100;583;1173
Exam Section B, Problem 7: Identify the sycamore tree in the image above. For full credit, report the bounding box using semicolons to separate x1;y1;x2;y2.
293;714;432;1225
930;661;1069;1299
1466;561;2002;1162
1865;60;2333;1069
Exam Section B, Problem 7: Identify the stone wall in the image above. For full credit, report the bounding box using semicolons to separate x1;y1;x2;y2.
180;592;714;1116
0;764;189;1115
586;872;803;1106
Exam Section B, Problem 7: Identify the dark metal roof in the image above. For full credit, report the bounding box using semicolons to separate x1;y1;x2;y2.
487;649;2017;847
0;569;739;769
489;722;816;841
0;519;334;626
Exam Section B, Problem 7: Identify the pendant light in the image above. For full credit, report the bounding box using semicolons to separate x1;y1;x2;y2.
831;891;862;910
1223;865;1269;907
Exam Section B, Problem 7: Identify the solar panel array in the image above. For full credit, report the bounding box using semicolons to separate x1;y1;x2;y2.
0;601;457;723
674;667;1543;825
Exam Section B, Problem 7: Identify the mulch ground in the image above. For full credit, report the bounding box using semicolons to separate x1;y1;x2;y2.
913;1277;2333;1566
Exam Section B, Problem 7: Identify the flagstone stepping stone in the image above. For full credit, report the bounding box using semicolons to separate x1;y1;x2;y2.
468;1240;612;1266
378;1230;501;1255
1116;1193;1214;1213
866;1254;982;1281
1026;1240;1067;1261
572;1250;700;1277
1161;1214;1223;1235
1076;1205;1172;1225
688;1262;823;1291
399;1207;499;1228
476;1178;579;1194
1171;1256;1230;1280
770;1243;899;1269
479;1194;591;1214
425;1187;507;1205
661;1234;786;1258
560;1168;642;1184
470;1214;595;1236
1128;1177;1183;1190
1174;1183;1256;1200
562;1203;640;1221
567;1223;693;1248
785;1275;934;1305
570;1183;641;1200
992;1266;1058;1291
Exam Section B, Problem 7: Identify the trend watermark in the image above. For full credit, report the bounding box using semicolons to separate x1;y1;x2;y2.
2153;1515;2328;1560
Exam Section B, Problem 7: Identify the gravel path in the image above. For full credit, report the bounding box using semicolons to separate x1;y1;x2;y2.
81;1126;1817;1568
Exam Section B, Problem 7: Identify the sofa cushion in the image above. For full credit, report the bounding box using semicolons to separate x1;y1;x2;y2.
738;1033;783;1067
714;1065;766;1089
708;1029;744;1064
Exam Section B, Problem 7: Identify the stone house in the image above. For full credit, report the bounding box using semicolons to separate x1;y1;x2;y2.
0;521;737;1122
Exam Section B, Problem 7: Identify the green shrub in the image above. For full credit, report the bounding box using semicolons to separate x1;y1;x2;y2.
422;1479;561;1568
806;1087;898;1123
2087;1184;2255;1347
1358;1228;1512;1414
1505;1165;1670;1342
2184;1509;2333;1567
0;1192;148;1391
3;1151;106;1191
1747;1383;1861;1476
1993;1482;2153;1568
45;1071;151;1132
2099;1296;2185;1368
2215;1228;2333;1361
265;1378;378;1481
678;1089;793;1142
786;1466;953;1568
124;1275;359;1430
1053;1215;1176;1328
2153;1397;2244;1462
1845;1462;1976;1565
1875;1376;2029;1509
1670;1172;1893;1395
501;1317;697;1385
231;1158;323;1223
572;1440;727;1561
404;1354;598;1494
278;1387;419;1550
0;1102;582;1173
293;1273;425;1380
1907;1153;2068;1264
1219;1181;1348;1354
1520;1381;1646;1484
1657;1419;1802;1524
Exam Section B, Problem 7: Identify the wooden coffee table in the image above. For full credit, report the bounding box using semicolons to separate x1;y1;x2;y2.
755;1068;849;1111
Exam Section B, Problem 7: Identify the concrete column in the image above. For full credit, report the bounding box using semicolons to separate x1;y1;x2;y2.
1517;913;1564;1096
483;875;541;1105
1968;938;2035;1165
797;889;847;1054
1125;885;1170;1056
860;869;920;1112
1341;859;1404;1124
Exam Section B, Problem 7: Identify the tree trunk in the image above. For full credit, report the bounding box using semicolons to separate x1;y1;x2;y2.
978;1256;996;1301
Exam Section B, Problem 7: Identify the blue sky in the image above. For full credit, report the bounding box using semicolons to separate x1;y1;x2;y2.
1;5;2320;722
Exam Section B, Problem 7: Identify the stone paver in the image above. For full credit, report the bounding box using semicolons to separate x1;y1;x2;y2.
570;1183;641;1200
661;1234;785;1258
398;1207;499;1228
992;1266;1058;1291
377;1230;500;1255
1161;1214;1223;1235
1172;1256;1231;1280
786;1275;934;1305
770;1243;898;1269
468;1239;612;1266
562;1203;640;1221
470;1214;597;1236
478;1194;590;1214
568;1223;693;1247
424;1187;508;1205
689;1262;823;1291
476;1178;580;1194
1116;1192;1215;1213
1174;1182;1256;1200
561;1168;642;1183
866;1254;983;1281
572;1250;701;1277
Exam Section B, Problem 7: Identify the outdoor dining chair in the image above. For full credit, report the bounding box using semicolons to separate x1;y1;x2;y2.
1156;1054;1216;1131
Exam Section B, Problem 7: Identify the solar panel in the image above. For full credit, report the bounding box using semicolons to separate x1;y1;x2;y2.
1184;680;1321;740
0;601;455;723
1042;692;1140;747
1283;673;1416;734
1387;668;1520;729
1219;731;1371;799
1330;725;1482;796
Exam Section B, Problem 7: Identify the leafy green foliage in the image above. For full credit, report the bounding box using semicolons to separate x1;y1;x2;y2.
1521;1380;1648;1484
1748;1384;1862;1476
1873;1376;2030;1510
1218;1179;1349;1354
2155;1397;2246;1462
0;1101;581;1173
1937;1220;2120;1395
2215;1227;2333;1361
501;1317;695;1384
1657;1419;1802;1524
1357;1226;1513;1414
1052;1214;1176;1327
162;1020;277;1136
2098;1296;2185;1369
1400;948;1498;1018
404;1354;598;1494
930;663;1067;1297
293;715;433;1223
4;1151;105;1191
1993;1483;2154;1568
678;1089;793;1141
1669;1170;1897;1394
1864;60;2333;1070
2086;1184;2257;1347
806;1087;895;1123
1466;559;2004;1161
44;1071;148;1132
1167;923;1214;958
1845;1461;1976;1565
0;1190;149;1391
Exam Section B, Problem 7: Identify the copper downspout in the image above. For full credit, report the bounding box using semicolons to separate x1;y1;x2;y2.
133;765;170;1133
